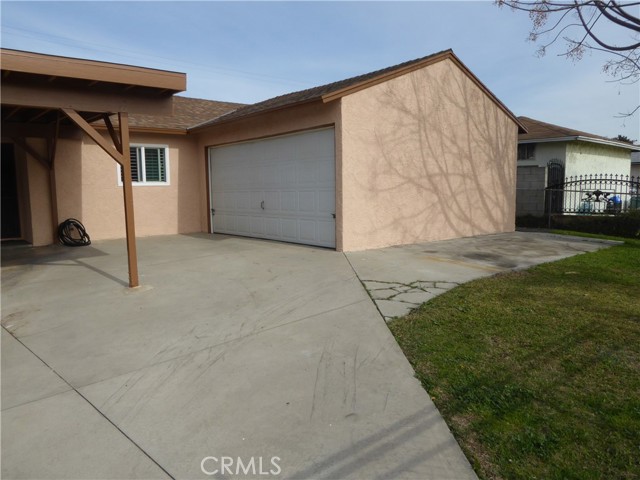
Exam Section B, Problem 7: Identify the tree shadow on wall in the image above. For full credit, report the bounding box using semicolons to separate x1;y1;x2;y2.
348;61;516;245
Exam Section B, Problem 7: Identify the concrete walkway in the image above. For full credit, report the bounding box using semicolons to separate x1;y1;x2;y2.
1;232;614;479
346;231;617;320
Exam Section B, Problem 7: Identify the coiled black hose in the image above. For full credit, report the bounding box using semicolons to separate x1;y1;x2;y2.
58;218;91;247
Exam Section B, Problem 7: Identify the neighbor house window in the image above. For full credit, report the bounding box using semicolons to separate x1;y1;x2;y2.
119;145;169;185
518;144;536;160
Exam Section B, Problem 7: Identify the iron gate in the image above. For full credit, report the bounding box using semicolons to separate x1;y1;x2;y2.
545;174;640;215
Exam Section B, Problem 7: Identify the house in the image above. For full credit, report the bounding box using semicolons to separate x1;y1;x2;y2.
632;152;640;178
516;116;640;217
2;48;523;270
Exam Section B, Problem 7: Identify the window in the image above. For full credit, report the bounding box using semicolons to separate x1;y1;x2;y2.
118;145;169;185
517;144;536;160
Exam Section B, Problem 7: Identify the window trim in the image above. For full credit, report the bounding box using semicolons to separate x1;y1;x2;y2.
117;144;170;186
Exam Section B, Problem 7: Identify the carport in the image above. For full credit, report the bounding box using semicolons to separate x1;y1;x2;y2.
0;49;186;286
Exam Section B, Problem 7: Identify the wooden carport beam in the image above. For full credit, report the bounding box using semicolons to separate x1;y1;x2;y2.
62;108;124;164
61;108;139;288
11;136;50;168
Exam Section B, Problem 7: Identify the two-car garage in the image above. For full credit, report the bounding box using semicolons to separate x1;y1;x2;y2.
208;128;336;248
199;50;523;253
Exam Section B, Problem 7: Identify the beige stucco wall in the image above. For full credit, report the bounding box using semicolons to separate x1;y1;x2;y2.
339;58;518;251
24;131;203;245
194;101;342;247
72;132;202;240
21;59;517;250
565;142;631;179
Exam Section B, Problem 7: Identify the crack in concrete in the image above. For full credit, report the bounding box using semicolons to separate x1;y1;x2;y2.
359;280;462;322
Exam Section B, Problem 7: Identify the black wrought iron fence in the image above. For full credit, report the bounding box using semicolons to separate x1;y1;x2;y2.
545;174;640;215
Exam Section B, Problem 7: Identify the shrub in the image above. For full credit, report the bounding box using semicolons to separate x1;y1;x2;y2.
550;211;640;238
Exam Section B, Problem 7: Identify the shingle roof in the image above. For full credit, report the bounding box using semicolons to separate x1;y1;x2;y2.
518;116;639;151
191;49;525;132
190;50;449;129
127;96;244;131
518;116;612;142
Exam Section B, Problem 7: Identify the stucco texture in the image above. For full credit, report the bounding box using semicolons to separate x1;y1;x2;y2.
52;132;202;242
565;142;631;179
339;58;518;251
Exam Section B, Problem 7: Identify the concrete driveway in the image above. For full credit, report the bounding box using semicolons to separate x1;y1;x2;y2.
1;232;613;479
347;231;616;320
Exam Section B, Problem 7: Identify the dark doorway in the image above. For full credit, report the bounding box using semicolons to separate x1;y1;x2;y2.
2;143;21;239
545;159;565;214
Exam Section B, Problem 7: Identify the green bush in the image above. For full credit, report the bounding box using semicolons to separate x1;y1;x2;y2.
516;215;549;229
550;211;640;238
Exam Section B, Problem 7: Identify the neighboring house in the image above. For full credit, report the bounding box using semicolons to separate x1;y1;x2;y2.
2;48;524;253
516;116;640;217
632;152;640;178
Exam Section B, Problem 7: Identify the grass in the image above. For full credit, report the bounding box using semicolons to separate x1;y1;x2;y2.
388;235;640;480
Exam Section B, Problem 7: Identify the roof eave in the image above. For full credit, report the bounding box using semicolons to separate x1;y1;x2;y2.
320;50;453;103
94;124;188;135
1;48;186;93
188;97;321;132
520;136;640;151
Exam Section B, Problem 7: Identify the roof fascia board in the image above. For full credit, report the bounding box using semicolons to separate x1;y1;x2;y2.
575;136;640;151
518;137;575;144
1;49;186;92
520;136;640;151
2;82;174;115
320;50;527;134
94;124;188;135
320;50;452;103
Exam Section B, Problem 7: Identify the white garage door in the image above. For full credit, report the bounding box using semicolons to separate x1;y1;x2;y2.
208;128;336;248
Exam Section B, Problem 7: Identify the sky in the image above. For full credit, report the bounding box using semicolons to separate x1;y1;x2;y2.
1;1;639;139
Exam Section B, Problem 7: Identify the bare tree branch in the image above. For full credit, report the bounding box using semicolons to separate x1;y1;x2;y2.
497;0;640;117
580;3;640;50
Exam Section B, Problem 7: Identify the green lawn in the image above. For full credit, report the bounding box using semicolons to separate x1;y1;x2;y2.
388;237;640;480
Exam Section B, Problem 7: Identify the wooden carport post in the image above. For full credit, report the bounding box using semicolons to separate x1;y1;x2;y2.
61;108;139;287
10;134;59;240
118;112;139;288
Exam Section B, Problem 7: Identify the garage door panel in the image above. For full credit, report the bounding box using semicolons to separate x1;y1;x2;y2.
281;162;297;185
209;128;335;248
264;217;281;237
296;162;316;185
317;159;334;184
317;220;336;244
318;190;335;213
298;220;317;243
236;191;251;211
281;218;297;240
236;216;251;234
281;191;297;212
250;191;263;212
298;191;316;213
264;191;281;211
213;214;232;233
251;216;265;235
